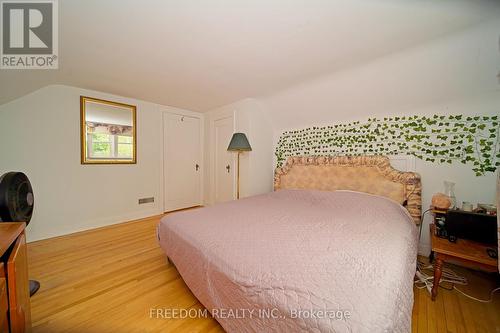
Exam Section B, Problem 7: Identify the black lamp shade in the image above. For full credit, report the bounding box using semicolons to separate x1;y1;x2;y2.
227;133;252;151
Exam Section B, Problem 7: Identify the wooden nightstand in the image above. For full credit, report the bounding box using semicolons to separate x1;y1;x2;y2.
429;223;498;300
0;223;32;332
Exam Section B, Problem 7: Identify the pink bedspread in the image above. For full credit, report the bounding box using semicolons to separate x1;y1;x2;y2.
157;190;418;332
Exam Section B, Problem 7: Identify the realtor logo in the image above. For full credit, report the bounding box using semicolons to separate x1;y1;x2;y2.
1;0;58;69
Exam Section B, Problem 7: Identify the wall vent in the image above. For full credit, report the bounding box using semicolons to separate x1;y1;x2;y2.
138;197;154;204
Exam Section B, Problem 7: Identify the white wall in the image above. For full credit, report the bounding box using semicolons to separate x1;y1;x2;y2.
263;19;500;132
0;85;200;242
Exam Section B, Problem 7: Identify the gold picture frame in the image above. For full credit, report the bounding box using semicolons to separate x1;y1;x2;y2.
80;96;137;164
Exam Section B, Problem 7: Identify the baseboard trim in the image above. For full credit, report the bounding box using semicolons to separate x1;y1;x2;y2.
27;211;164;244
164;205;203;213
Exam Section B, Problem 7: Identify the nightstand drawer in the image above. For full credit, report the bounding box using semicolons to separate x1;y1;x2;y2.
0;275;8;333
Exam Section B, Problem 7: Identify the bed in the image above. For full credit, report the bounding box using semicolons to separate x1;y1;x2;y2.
157;155;422;332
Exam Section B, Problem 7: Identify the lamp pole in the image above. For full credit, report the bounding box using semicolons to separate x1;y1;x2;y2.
237;151;241;199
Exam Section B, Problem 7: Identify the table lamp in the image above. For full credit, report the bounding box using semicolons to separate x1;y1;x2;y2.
227;133;252;199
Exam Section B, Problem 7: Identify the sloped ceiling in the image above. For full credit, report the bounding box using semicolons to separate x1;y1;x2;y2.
0;0;499;111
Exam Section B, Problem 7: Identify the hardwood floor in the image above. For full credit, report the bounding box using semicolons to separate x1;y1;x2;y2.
27;216;223;333
412;261;500;333
27;216;500;333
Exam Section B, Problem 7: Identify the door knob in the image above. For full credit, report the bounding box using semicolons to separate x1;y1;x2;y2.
226;165;230;173
195;164;199;171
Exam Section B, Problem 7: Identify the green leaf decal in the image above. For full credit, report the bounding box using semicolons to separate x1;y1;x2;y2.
275;114;499;176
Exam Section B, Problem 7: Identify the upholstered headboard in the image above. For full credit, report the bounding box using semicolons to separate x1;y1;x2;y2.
274;155;422;224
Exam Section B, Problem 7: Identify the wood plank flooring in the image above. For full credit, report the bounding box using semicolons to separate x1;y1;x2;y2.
27;215;500;332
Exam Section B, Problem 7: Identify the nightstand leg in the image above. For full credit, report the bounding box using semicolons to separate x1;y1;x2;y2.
431;257;443;301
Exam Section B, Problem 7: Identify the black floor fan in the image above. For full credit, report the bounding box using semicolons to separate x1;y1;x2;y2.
0;172;40;297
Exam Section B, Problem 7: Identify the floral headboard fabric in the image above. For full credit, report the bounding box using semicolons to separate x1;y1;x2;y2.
274;155;422;225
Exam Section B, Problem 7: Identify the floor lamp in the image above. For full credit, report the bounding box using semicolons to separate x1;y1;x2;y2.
227;133;252;199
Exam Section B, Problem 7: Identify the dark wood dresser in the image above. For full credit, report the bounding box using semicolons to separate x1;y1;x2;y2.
0;223;31;333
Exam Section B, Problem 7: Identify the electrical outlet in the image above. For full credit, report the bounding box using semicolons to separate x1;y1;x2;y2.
138;197;154;204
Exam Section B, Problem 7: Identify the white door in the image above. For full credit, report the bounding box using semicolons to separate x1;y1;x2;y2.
214;117;234;203
164;113;202;211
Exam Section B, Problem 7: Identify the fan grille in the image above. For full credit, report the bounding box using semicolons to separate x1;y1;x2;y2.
0;172;34;223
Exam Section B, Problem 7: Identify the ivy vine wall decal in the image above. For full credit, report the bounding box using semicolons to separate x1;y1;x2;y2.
275;114;499;176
